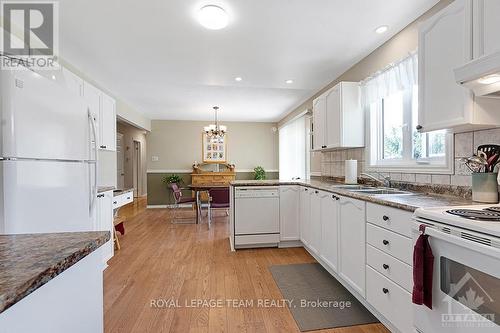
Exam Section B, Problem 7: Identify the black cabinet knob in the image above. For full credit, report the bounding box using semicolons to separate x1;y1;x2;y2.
332;195;336;199
113;201;117;204
383;240;390;245
383;215;389;221
416;125;423;130
382;288;389;294
305;188;308;191
315;190;319;194
383;264;389;270
335;196;340;201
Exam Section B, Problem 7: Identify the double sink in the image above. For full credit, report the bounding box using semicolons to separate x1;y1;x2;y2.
330;184;412;196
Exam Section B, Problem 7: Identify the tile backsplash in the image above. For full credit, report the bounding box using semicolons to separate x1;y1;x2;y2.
318;127;500;187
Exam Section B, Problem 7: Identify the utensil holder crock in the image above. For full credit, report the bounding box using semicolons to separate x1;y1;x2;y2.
472;172;499;203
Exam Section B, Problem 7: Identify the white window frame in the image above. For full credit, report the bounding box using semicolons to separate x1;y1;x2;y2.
365;81;454;175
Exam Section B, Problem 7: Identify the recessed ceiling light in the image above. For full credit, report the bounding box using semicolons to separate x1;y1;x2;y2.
51;75;56;80
478;74;500;85
234;77;242;82
285;79;294;84
375;25;388;34
198;5;229;30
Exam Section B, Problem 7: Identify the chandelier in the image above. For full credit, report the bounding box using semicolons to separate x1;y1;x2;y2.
204;106;227;137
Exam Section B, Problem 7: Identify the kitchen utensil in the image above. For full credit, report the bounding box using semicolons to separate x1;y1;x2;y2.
468;154;488;173
487;153;499;172
459;157;476;173
478;144;500;159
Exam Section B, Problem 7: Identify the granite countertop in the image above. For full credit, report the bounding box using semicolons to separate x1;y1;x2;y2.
230;179;474;212
0;231;110;314
97;186;115;193
113;188;134;196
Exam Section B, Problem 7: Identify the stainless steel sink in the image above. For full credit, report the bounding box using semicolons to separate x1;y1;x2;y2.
350;188;412;195
330;185;374;190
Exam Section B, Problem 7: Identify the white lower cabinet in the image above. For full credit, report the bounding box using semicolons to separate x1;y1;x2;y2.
319;192;339;272
366;266;413;333
338;196;366;297
279;186;300;241
299;187;311;246
96;190;114;263
308;189;322;254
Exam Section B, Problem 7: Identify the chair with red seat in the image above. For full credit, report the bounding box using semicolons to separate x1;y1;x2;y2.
169;182;197;223
208;187;230;227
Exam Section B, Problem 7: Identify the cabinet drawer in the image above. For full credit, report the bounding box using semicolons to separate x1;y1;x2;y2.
366;266;413;333
367;223;412;265
366;203;413;237
367;244;413;292
113;192;133;209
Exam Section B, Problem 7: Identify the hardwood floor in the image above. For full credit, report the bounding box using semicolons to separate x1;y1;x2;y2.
104;200;390;333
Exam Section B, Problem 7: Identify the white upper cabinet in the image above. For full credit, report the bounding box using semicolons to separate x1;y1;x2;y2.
473;0;500;58
418;0;500;133
62;68;84;97
100;93;117;151
279;186;300;241
312;96;326;150
313;82;363;150
83;81;117;152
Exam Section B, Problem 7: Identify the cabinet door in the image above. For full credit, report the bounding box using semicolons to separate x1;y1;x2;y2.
100;93;116;151
299;187;311;246
308;189;322;254
279;186;300;241
96;191;114;263
325;85;341;148
62;68;83;97
474;0;500;57
320;193;339;272
339;196;366;296
83;82;101;149
418;0;474;132
312;97;326;150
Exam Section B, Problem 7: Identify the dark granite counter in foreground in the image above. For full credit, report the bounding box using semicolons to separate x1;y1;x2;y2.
0;231;110;314
230;179;474;212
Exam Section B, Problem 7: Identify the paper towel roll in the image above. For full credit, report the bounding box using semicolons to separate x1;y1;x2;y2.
345;160;358;184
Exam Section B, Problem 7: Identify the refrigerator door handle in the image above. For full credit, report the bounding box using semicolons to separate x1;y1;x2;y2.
89;109;98;216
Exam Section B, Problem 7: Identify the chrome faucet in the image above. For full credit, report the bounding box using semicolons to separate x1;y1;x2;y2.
360;172;391;188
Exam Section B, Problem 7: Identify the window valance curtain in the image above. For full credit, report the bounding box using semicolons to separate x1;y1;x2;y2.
360;51;418;109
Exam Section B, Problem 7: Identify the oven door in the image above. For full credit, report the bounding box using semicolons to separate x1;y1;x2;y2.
412;221;500;333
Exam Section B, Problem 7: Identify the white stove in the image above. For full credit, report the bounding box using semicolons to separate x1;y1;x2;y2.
415;204;500;238
412;205;500;333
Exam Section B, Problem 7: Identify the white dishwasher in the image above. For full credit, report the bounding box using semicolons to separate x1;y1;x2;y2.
234;186;280;248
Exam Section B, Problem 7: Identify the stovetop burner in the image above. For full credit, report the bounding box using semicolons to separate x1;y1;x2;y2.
446;208;500;221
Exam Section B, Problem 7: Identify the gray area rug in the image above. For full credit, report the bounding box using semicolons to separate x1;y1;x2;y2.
269;263;379;332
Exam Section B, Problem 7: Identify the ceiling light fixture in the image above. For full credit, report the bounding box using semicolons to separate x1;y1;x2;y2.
375;25;388;34
198;5;229;30
285;79;294;84
234;77;242;82
204;106;227;138
478;74;500;85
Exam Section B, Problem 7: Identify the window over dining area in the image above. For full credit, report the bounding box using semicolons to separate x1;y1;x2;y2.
364;52;453;174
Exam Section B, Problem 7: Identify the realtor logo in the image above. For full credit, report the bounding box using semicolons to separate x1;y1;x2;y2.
1;1;59;69
442;272;496;328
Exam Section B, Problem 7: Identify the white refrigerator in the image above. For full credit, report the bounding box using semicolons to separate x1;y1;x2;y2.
0;68;98;234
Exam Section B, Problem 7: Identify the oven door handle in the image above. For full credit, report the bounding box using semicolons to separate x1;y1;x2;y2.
419;224;500;259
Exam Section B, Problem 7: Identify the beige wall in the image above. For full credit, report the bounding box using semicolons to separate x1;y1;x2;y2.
117;122;148;195
147;120;279;172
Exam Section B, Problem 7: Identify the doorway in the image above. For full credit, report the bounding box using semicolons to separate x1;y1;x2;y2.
117;133;125;189
132;140;141;198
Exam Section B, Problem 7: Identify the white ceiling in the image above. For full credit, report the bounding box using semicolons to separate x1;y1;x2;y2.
58;0;439;122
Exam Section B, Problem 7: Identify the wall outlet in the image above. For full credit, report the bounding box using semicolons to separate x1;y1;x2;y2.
151;156;159;162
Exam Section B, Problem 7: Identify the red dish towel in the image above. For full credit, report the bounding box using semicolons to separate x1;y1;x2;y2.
412;224;434;309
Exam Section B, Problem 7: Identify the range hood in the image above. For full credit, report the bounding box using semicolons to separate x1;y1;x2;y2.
455;51;500;97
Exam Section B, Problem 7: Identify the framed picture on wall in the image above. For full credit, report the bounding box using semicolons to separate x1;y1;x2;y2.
202;133;227;163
